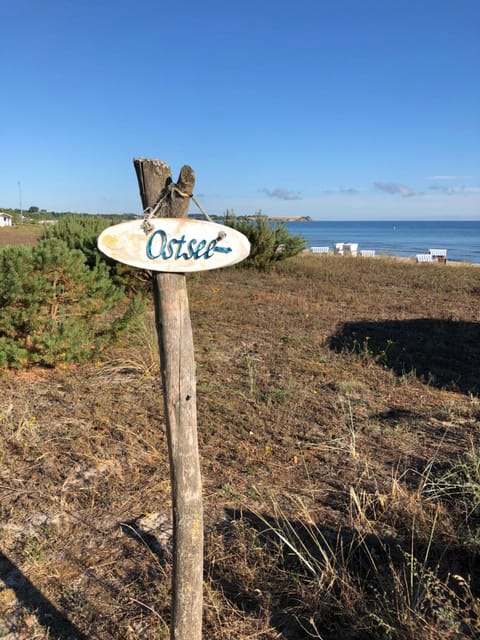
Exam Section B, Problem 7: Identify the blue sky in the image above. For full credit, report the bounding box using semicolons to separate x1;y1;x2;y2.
1;0;479;219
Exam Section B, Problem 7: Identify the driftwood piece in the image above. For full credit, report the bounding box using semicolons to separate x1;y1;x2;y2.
133;158;203;640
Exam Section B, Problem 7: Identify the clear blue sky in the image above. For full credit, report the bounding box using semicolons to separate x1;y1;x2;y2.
1;0;479;219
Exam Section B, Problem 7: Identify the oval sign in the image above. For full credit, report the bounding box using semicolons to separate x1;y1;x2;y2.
97;218;250;272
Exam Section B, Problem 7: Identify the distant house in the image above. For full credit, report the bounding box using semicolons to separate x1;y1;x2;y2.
0;213;13;227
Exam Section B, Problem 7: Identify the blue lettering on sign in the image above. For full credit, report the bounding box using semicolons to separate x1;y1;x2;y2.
146;229;232;262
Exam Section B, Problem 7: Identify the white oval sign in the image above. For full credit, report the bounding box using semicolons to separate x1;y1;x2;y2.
97;218;250;272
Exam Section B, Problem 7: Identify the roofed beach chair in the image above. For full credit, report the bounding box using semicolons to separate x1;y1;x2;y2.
343;243;358;257
360;249;376;257
428;248;447;263
333;243;345;256
416;253;433;263
310;246;330;254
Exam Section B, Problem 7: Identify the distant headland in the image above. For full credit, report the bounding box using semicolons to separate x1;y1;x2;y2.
247;215;312;222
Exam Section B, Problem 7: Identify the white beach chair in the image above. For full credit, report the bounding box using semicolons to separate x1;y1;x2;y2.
360;249;376;257
333;242;344;256
428;249;447;263
310;246;330;254
343;243;358;257
416;253;433;263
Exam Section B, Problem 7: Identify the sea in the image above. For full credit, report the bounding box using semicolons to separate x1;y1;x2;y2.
282;220;480;264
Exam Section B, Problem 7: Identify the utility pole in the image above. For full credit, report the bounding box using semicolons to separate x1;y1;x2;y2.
18;181;23;224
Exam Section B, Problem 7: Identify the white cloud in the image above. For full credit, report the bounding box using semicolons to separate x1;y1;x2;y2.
319;186;359;195
428;175;469;181
374;182;415;197
260;187;302;200
428;185;480;195
339;186;359;195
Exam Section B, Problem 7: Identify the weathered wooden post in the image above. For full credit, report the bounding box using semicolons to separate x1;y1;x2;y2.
135;158;202;640
98;158;250;640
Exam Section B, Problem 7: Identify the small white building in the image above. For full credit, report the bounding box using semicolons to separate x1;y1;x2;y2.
0;213;13;227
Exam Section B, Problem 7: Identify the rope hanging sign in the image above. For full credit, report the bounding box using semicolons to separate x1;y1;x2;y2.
98;188;250;272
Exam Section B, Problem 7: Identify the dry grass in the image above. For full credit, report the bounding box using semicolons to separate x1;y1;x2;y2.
0;224;43;248
1;253;480;638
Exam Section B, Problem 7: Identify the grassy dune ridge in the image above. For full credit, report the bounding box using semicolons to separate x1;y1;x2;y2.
0;252;480;638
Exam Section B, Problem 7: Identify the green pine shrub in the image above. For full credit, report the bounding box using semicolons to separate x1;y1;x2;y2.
222;211;306;270
42;214;149;292
0;238;139;368
42;214;110;268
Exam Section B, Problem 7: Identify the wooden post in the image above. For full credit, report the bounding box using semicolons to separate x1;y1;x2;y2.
133;158;203;640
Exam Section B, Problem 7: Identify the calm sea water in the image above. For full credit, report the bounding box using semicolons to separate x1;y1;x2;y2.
283;220;480;264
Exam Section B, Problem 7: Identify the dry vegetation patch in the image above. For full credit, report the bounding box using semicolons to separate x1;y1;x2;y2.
1;254;480;638
0;225;42;249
